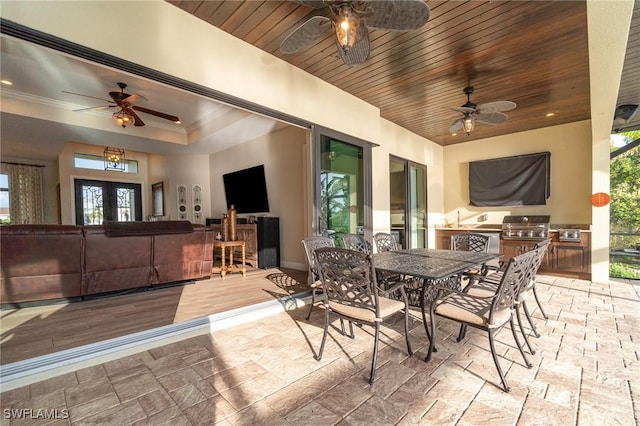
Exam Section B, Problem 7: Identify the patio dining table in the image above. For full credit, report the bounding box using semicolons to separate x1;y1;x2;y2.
372;248;501;346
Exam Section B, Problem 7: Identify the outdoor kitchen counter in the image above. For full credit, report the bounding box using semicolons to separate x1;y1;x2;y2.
435;228;592;280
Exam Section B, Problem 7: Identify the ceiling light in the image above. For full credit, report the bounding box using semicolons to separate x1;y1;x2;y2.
545;112;555;117
112;110;135;128
1;79;13;85
104;147;125;171
334;5;359;51
462;113;475;135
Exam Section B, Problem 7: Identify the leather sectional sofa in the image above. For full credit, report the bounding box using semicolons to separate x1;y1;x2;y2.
0;221;214;304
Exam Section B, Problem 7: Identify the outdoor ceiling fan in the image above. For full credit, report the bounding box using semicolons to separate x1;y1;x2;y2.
62;82;180;128
280;0;430;66
449;86;517;136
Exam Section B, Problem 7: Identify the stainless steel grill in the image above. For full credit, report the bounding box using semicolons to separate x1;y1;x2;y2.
501;215;550;240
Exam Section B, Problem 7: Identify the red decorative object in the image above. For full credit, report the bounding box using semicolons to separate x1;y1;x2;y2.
591;192;611;207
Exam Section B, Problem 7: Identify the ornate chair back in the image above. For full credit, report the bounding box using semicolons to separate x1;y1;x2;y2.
373;232;399;252
301;236;335;282
451;233;490;252
342;233;372;254
314;247;379;319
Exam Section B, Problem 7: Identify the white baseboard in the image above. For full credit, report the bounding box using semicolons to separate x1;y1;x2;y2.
0;292;311;391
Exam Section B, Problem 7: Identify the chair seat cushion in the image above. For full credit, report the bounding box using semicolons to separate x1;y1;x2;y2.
329;296;405;323
435;293;511;329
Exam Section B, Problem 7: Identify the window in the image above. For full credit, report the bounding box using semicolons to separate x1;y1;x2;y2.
74;153;138;174
0;174;9;224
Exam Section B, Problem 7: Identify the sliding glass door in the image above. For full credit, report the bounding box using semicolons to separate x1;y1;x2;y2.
313;127;372;243
390;156;427;249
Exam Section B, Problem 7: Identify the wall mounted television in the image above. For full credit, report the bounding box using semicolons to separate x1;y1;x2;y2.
469;151;551;207
223;165;270;214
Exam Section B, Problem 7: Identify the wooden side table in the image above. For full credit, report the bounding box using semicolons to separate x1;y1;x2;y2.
212;240;246;279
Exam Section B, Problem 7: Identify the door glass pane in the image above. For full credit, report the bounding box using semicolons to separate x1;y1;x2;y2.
320;137;364;239
409;164;427;248
390;159;407;248
82;185;104;225
115;187;135;222
389;157;427;249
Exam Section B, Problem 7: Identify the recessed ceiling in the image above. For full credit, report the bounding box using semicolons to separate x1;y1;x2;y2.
0;34;289;161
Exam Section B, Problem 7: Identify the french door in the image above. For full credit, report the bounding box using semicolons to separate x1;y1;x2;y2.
390;156;427;249
74;179;142;225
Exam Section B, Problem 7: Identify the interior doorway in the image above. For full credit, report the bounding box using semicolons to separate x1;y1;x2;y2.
74;179;142;225
389;156;427;249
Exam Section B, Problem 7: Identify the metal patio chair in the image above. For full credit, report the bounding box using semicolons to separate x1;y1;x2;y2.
425;249;538;392
314;247;413;384
301;236;335;320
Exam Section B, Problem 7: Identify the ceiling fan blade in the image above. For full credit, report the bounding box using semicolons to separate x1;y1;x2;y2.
124;107;145;127
476;101;516;114
451;106;476;113
336;24;370;66
449;119;464;133
123;93;148;105
132;105;180;123
280;16;331;54
62;91;113;103
475;112;508;125
72;105;115;112
364;0;430;31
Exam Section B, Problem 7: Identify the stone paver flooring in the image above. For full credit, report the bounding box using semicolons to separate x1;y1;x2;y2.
1;275;638;425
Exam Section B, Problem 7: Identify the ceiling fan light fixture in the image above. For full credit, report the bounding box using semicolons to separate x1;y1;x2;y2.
112;110;135;128
334;5;359;51
463;114;475;135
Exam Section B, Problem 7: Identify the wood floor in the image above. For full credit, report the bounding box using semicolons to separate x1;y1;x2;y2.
0;267;309;365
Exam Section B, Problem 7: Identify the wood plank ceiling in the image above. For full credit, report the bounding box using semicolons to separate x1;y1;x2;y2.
168;1;593;146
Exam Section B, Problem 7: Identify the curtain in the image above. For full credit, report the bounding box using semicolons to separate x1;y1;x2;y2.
5;163;44;224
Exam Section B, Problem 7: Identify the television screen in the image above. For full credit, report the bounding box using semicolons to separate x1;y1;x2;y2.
223;165;270;214
469;152;551;207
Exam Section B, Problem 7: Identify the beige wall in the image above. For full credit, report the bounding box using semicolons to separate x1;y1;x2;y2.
442;121;592;227
157;154;211;224
209;126;308;270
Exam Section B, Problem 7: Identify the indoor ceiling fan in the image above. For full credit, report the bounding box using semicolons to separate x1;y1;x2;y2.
62;82;180;128
280;0;430;66
449;86;516;136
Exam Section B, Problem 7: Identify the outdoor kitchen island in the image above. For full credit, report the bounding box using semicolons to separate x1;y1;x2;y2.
436;215;591;280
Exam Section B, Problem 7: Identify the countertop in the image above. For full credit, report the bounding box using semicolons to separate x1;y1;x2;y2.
436;226;591;232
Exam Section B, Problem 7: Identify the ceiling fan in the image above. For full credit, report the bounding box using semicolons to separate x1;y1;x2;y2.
280;0;430;66
449;86;516;136
62;82;180;128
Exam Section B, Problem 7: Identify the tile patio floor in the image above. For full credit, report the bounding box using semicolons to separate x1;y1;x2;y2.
1;275;638;425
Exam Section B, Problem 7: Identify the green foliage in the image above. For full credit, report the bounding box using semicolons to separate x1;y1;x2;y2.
610;141;640;231
609;262;640;279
